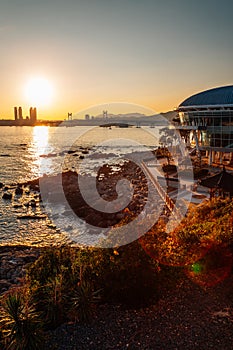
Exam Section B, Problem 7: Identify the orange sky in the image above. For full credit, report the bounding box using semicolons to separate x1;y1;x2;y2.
0;0;232;120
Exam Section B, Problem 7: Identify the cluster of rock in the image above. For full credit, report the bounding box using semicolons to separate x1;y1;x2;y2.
0;178;44;219
0;157;161;293
59;162;150;229
0;246;41;293
1;182;22;200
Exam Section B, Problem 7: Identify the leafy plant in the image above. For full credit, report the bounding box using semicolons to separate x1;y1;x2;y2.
37;274;65;329
71;281;101;323
85;240;160;307
0;291;44;350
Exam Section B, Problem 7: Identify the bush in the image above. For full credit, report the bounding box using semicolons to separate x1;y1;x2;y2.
26;241;160;312
84;241;160;307
71;281;101;323
24;198;233;320
0;290;44;350
27;247;81;329
35;275;65;329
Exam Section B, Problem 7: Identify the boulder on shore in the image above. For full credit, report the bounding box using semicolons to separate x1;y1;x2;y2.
2;192;12;200
15;187;23;195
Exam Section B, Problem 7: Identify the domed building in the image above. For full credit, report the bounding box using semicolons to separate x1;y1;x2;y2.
177;85;233;165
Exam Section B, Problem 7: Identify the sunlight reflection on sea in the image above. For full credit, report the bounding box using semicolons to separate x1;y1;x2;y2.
0;126;160;246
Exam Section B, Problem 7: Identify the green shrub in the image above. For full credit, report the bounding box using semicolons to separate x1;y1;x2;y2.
26;241;160;311
26;247;82;329
35;275;65;329
0;290;44;350
71;281;101;323
84;241;160;307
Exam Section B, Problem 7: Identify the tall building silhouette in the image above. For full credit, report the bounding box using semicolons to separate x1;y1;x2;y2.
14;107;18;120
18;107;23;120
29;107;37;124
13;106;38;125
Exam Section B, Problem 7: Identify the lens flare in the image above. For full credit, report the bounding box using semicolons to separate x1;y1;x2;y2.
139;227;211;267
185;245;232;287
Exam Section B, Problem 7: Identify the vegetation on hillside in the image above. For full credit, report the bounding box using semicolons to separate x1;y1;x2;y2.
0;197;233;349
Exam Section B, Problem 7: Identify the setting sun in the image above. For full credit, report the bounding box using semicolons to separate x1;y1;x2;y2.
25;77;54;107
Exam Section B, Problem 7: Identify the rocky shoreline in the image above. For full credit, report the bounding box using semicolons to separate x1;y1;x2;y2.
0;245;41;293
0;157;168;246
1;160;159;225
0;156;167;293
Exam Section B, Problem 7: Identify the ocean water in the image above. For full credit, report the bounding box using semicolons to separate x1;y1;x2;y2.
0;125;161;246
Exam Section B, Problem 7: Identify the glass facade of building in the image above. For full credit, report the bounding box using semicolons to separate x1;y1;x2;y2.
179;109;233;149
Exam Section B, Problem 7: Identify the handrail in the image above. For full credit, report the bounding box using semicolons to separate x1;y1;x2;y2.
141;161;183;221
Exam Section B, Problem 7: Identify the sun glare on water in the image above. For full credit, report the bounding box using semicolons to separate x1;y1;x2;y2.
31;126;52;177
25;77;54;107
33;126;49;153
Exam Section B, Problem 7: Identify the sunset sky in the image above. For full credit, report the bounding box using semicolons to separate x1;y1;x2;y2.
0;0;233;120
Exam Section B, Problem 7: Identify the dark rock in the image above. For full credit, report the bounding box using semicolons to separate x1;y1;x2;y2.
33;184;40;191
27;178;40;191
30;200;37;207
15;187;23;195
17;214;47;219
0;280;11;293
2;192;12;200
13;204;23;208
40;153;57;158
0;182;3;188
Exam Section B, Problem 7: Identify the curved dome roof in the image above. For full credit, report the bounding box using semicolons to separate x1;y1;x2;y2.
179;85;233;108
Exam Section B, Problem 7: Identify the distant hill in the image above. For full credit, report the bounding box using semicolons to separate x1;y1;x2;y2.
95;110;177;123
95;112;147;119
160;111;177;122
66;110;178;126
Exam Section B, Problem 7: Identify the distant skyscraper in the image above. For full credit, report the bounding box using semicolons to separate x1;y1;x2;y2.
14;107;18;120
18;107;23;120
29;107;37;124
29;108;32;122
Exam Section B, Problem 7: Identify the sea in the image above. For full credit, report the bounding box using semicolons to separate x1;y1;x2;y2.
0;125;162;247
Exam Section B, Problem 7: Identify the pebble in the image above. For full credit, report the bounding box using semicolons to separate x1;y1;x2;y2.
0;246;41;294
45;274;233;350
